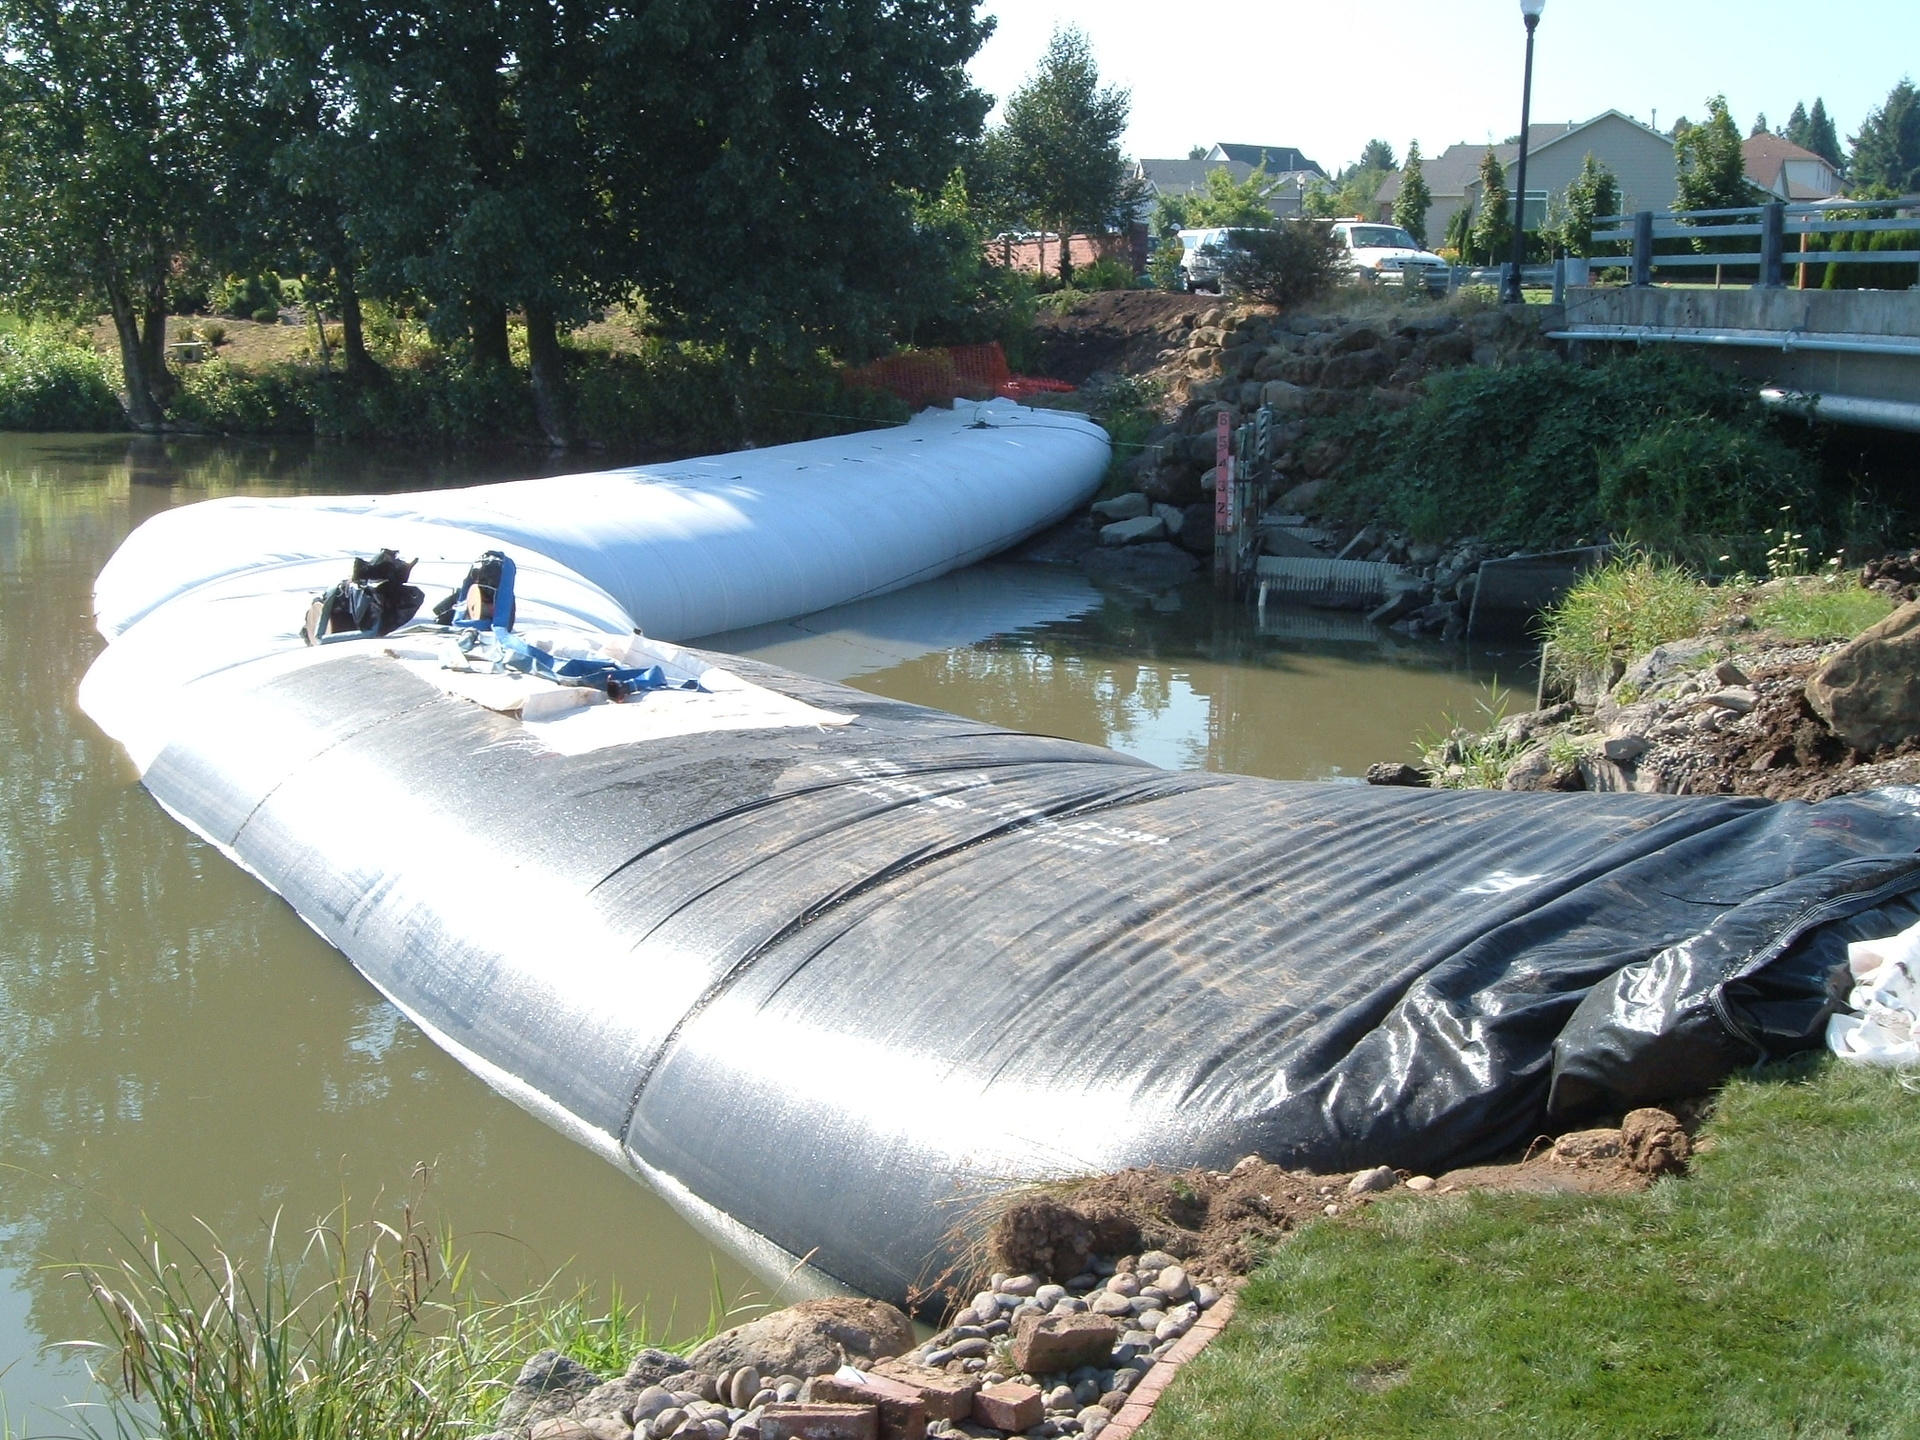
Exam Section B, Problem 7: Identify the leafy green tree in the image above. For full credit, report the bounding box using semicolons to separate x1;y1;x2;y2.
990;26;1131;285
1849;81;1920;195
1676;96;1755;213
1392;142;1432;247
1554;154;1620;257
1183;166;1282;227
0;0;249;426
1785;101;1809;144
1750;112;1769;138
1470;148;1511;266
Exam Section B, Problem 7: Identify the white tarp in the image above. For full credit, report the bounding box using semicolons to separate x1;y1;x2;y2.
1829;917;1920;1066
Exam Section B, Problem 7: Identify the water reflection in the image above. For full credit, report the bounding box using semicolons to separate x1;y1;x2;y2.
0;435;748;1435
726;572;1530;783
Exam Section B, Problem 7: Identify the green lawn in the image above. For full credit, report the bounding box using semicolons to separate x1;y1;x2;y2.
1143;1058;1920;1440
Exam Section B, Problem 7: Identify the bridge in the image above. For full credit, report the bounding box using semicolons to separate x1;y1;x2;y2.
1548;198;1920;433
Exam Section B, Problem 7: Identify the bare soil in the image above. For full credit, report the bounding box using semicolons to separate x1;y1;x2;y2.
986;1109;1693;1284
1028;290;1215;385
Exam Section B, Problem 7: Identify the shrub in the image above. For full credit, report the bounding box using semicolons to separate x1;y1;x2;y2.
1221;221;1347;308
1318;350;1819;553
1075;256;1137;291
1597;416;1815;564
0;325;126;430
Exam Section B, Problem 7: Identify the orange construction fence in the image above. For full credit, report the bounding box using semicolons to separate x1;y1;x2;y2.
843;343;1073;410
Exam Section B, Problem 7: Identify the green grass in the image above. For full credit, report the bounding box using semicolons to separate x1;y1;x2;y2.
1142;1057;1920;1440
1751;578;1896;640
1541;555;1897;686
49;1196;742;1440
1540;554;1718;680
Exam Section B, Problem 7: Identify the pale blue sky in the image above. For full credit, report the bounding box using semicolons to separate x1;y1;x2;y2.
970;0;1917;172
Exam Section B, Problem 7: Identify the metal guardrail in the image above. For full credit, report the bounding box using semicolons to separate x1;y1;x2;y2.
1584;196;1920;288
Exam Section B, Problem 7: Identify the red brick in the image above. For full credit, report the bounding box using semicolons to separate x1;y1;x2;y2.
869;1361;980;1422
803;1374;927;1440
1009;1312;1121;1376
971;1382;1042;1433
757;1402;879;1440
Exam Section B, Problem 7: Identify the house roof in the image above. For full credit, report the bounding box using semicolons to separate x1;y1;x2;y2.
1743;133;1840;198
1133;158;1320;199
1375;111;1670;206
1204;143;1325;178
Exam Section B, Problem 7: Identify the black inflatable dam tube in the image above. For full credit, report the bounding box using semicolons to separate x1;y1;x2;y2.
129;641;1920;1303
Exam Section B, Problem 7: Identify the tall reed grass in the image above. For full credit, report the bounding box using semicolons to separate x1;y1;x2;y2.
54;1193;743;1440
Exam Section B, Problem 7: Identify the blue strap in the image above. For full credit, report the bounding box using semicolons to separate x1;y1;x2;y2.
496;632;698;696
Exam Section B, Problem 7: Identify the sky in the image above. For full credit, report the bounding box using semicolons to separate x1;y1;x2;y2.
968;0;1919;173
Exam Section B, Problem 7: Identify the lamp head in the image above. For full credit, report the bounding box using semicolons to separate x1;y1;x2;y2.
1520;0;1545;16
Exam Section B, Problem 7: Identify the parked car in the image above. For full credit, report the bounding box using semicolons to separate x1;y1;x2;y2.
1331;222;1449;292
1173;228;1238;292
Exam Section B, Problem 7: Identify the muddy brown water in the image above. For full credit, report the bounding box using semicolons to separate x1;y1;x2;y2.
0;433;1524;1431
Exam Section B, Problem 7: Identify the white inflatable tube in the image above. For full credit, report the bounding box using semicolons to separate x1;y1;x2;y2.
94;400;1110;645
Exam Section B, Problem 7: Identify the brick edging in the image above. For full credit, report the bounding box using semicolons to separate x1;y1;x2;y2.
1097;1283;1243;1440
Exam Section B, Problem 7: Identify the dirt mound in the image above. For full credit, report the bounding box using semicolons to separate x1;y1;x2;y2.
1029;290;1210;384
1620;644;1920;802
986;1110;1692;1281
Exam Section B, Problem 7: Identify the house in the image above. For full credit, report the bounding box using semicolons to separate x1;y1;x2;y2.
1132;157;1323;220
1203;143;1325;177
1375;111;1676;246
1743;134;1843;201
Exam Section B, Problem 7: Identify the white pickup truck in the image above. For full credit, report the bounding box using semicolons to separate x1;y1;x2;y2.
1331;222;1449;293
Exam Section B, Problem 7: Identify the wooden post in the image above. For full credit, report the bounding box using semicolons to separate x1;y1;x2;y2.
1631;211;1653;287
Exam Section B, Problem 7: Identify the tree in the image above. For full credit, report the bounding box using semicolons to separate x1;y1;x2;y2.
1750;112;1769;137
1392;141;1432;247
1181;166;1282;228
1675;96;1755;214
1358;138;1398;173
1470;147;1511;266
0;0;248;427
990;26;1131;285
1849;81;1920;195
1553;154;1620;257
1187;144;1207;161
1444;203;1475;261
1785;102;1809;145
1806;98;1843;169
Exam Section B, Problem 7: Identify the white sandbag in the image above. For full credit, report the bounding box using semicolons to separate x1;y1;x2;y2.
1828;918;1920;1066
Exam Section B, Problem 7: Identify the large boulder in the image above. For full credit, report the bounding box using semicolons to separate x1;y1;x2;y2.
1320;348;1392;389
1806;599;1920;752
1099;515;1166;546
497;1351;603;1431
685;1298;915;1380
1089;492;1149;522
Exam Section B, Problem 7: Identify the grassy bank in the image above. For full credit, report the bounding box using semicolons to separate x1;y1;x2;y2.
36;1200;741;1440
1142;1057;1920;1440
1315;349;1912;567
0;317;909;451
1540;551;1896;682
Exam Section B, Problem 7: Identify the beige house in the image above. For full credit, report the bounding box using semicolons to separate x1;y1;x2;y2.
1376;111;1676;245
1743;134;1843;201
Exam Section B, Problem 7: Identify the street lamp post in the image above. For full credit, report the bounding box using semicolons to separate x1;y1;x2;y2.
1502;0;1545;304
